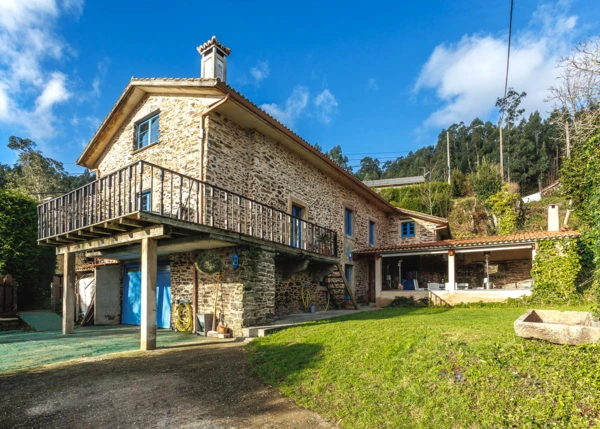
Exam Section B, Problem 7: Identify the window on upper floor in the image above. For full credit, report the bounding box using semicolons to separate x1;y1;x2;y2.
136;113;160;150
345;208;353;237
401;221;416;238
369;220;376;246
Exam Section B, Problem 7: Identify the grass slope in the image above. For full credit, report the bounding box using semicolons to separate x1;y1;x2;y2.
247;307;600;428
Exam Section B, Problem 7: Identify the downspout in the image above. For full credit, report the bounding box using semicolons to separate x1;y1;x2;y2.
199;95;230;182
193;96;228;331
193;253;198;333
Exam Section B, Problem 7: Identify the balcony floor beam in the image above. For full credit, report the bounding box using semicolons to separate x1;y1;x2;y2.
56;225;171;255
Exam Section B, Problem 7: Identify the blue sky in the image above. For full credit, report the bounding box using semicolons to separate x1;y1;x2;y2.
0;0;598;173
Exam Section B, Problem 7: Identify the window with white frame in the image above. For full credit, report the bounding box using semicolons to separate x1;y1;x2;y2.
136;113;160;150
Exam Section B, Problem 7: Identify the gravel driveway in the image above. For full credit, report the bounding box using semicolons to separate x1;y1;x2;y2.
0;340;334;429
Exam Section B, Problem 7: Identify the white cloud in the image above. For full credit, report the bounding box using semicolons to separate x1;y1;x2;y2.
261;86;339;127
314;89;338;124
250;60;270;84
35;72;70;111
414;1;579;128
367;78;378;92
0;0;83;140
261;86;309;127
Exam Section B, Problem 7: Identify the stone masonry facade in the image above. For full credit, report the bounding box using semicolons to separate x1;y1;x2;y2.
93;93;442;331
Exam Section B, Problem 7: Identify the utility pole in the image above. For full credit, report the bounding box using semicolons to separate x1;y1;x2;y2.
565;120;570;158
499;118;504;181
446;131;451;185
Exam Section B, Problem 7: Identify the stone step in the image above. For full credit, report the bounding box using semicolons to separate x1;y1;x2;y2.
0;317;20;331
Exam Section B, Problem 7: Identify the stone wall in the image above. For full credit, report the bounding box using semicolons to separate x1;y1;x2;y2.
204;112;394;297
96;94;216;177
169;247;276;336
456;259;532;289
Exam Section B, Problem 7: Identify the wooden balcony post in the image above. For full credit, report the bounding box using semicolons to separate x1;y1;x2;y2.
140;237;157;351
62;253;76;334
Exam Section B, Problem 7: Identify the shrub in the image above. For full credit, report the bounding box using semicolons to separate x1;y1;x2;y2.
467;158;502;201
0;189;55;308
531;238;582;304
388;296;431;308
487;184;524;235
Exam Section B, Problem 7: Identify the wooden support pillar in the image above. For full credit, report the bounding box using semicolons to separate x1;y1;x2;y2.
375;255;382;300
141;237;157;351
447;250;456;292
62;253;76;334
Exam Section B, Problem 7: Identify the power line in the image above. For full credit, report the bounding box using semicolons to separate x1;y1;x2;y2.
503;0;515;102
499;0;515;182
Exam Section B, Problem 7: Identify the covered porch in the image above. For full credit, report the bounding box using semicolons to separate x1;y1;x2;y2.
354;231;580;307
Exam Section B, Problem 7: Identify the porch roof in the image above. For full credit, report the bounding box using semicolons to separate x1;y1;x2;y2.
354;230;580;254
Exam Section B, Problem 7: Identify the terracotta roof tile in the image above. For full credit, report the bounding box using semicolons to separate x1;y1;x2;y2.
354;230;580;254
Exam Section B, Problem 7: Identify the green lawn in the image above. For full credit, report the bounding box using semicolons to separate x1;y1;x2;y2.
247;307;600;428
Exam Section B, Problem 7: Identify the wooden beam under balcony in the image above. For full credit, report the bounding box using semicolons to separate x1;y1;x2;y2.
56;224;172;255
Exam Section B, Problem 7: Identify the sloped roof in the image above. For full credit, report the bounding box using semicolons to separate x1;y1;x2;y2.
354;230;580;254
396;208;447;225
364;176;425;187
76;77;400;213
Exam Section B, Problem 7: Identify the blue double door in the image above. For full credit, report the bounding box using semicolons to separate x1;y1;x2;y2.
122;264;171;329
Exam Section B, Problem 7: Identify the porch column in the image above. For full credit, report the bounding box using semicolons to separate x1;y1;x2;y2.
447;250;455;291
375;255;382;299
62;252;76;334
141;237;157;351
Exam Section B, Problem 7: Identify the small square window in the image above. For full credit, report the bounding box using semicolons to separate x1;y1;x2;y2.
401;221;415;238
345;208;353;237
136;113;160;150
369;221;376;246
137;191;151;212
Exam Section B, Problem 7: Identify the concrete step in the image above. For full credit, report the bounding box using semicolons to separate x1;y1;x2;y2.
0;317;20;331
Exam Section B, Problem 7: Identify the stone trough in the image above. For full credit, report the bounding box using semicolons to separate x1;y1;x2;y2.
514;310;600;345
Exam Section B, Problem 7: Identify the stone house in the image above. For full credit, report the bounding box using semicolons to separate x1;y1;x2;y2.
39;37;453;348
38;37;577;349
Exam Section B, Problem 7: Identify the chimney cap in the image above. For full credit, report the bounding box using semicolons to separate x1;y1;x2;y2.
197;36;231;56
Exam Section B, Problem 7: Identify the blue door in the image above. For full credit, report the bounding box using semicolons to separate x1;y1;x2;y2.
291;204;303;248
122;264;171;329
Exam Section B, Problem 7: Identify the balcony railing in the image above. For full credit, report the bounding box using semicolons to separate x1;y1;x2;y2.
38;161;338;257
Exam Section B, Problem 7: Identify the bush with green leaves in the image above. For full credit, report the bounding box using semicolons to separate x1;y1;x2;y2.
531;238;582;304
0;189;55;308
467;158;502;201
379;182;451;218
487;184;524;235
561;131;600;315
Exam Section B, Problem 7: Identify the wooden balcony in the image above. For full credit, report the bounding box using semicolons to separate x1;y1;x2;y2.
38;161;338;258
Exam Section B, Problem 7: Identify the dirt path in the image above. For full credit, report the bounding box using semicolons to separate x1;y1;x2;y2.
0;341;334;429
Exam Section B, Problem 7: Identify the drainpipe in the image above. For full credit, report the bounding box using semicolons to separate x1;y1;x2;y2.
193;253;198;333
199;95;229;182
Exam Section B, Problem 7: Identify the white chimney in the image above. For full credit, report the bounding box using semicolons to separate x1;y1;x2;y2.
197;36;231;82
548;204;560;231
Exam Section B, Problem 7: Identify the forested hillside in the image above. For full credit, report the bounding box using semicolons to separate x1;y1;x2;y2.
319;90;569;197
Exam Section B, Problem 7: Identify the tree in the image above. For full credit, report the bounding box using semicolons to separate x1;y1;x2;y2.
324;145;352;173
355;157;382;181
3;136;95;198
547;37;600;150
0;190;56;308
6;136;67;199
468;158;502;202
496;89;527;183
